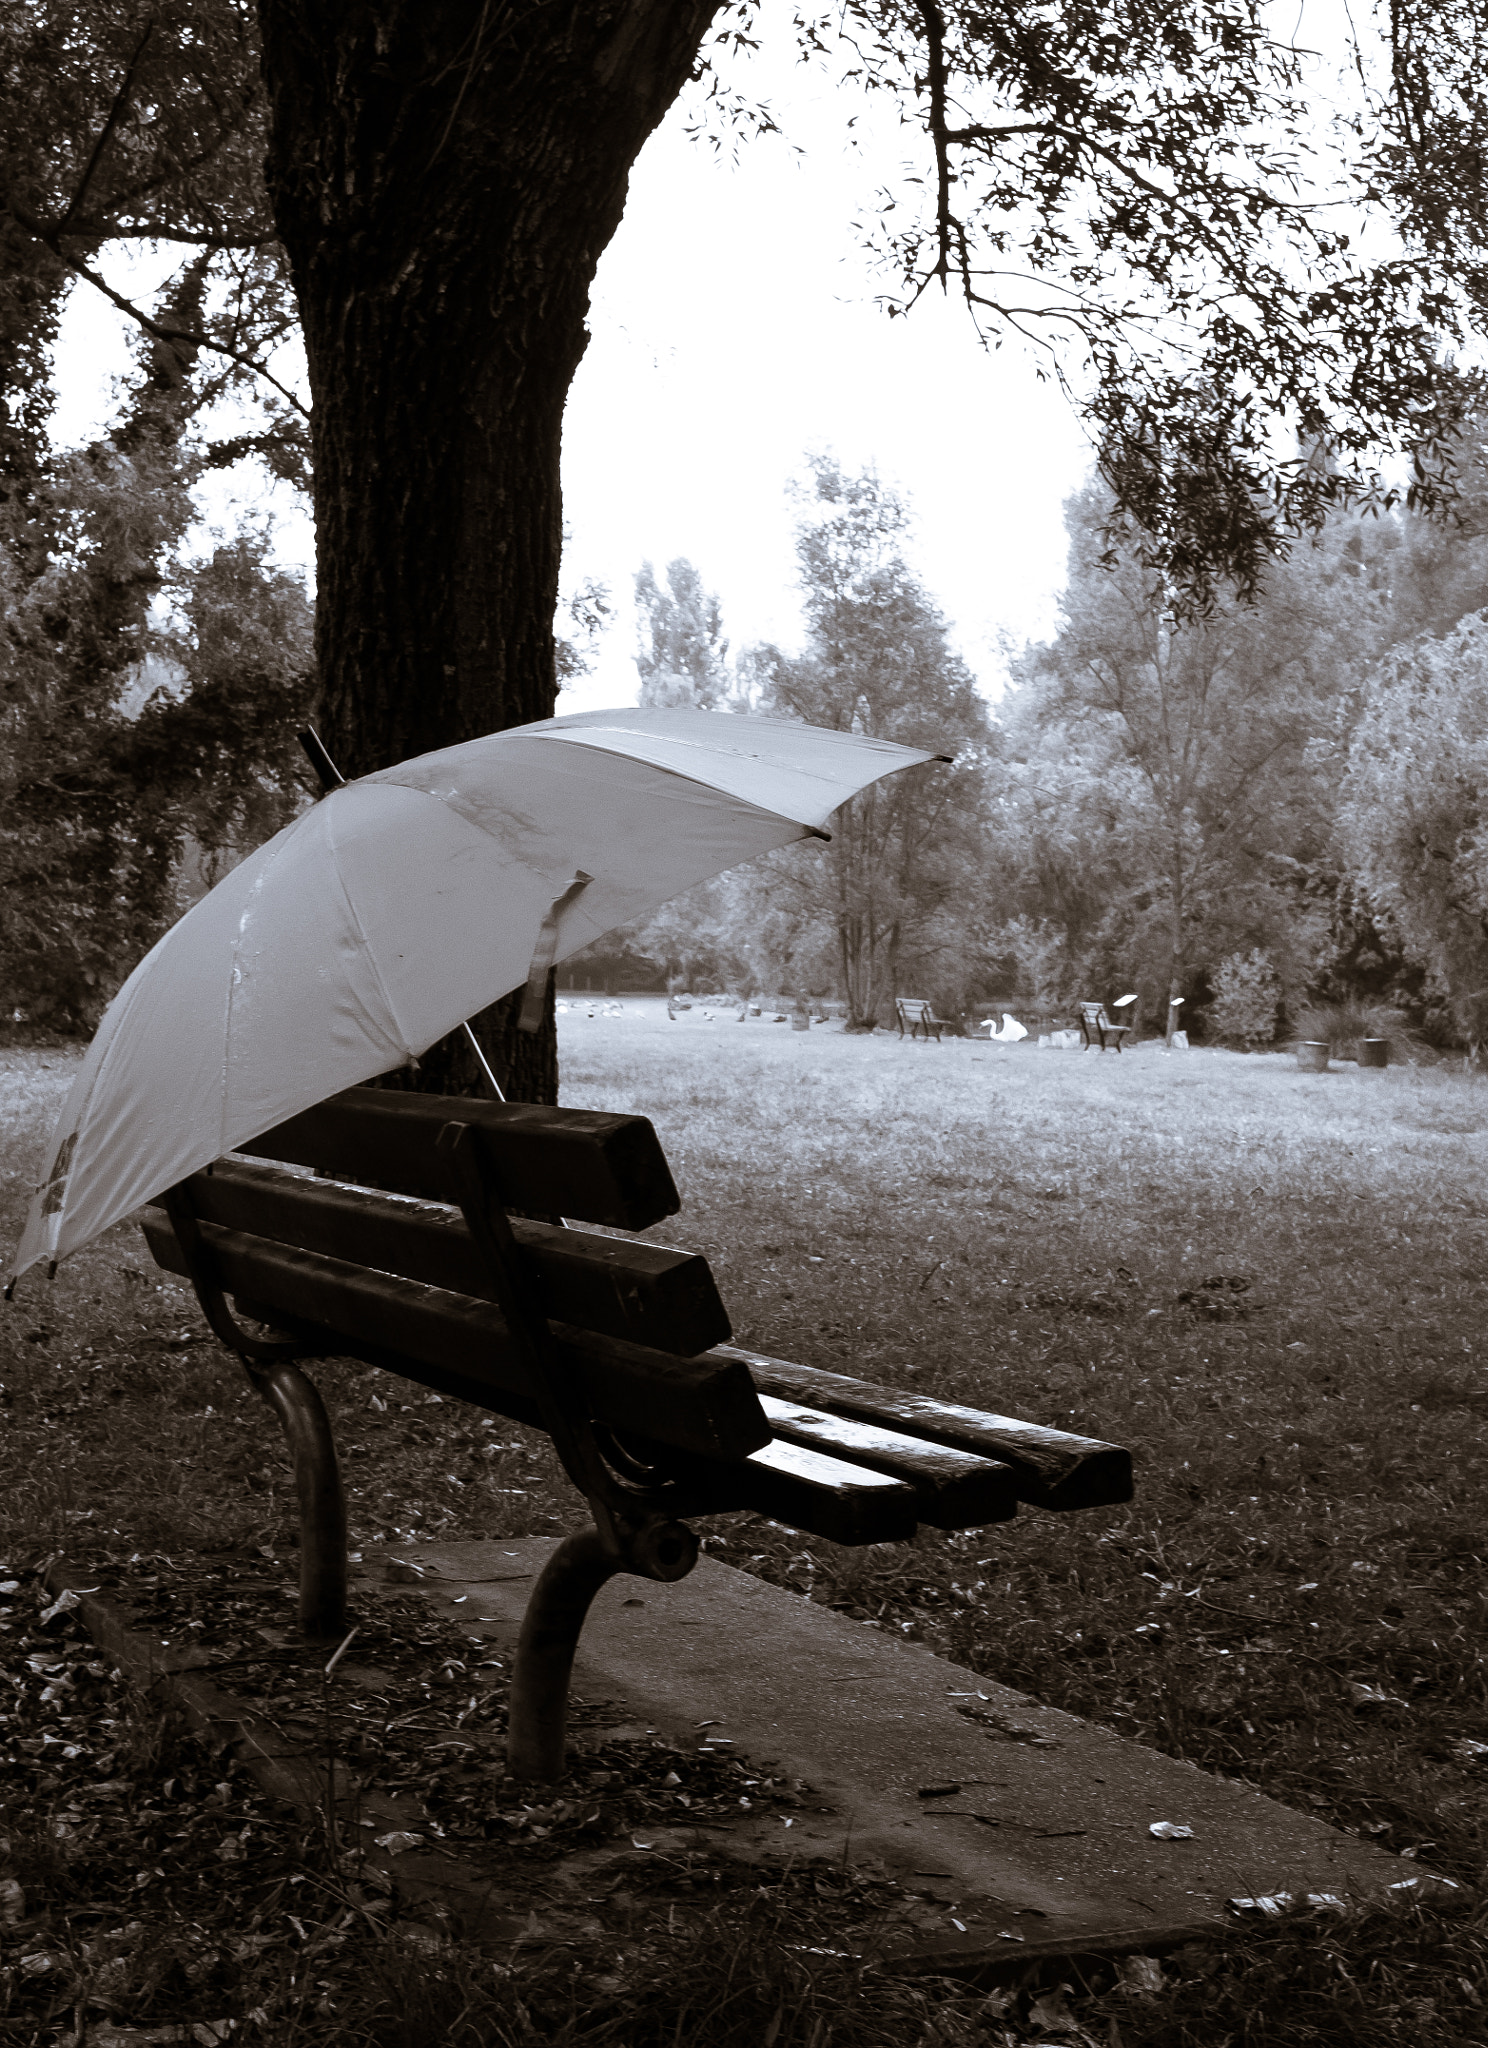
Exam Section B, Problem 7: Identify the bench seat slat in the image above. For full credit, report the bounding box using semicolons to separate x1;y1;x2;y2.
239;1087;680;1230
140;1212;767;1463
758;1396;1017;1528
678;1440;919;1547
721;1347;1133;1511
181;1159;730;1358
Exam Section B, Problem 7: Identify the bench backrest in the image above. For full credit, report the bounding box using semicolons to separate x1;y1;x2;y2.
1079;1001;1107;1028
239;1087;680;1229
144;1086;762;1463
897;998;934;1020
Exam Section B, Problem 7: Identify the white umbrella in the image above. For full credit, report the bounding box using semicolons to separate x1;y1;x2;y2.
7;707;939;1286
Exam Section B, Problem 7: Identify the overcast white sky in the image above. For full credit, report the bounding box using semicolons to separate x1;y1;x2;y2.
44;8;1192;711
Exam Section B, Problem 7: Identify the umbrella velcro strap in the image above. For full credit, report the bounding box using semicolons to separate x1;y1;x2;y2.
518;871;592;1033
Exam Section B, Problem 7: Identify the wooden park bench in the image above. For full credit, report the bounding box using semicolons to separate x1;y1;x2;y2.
895;997;946;1041
141;1087;1133;1781
1078;1001;1132;1052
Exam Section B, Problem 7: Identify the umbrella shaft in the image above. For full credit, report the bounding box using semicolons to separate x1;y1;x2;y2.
462;1022;505;1100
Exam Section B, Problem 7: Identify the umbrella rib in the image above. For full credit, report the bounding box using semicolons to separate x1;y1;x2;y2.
383;745;839;841
319;798;424;1070
218;810;322;1156
524;732;853;828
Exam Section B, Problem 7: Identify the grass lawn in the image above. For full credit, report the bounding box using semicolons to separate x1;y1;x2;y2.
2;1007;1487;2043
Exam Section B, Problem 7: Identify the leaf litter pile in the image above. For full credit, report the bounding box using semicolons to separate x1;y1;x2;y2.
0;1551;996;2046
9;1557;1487;2045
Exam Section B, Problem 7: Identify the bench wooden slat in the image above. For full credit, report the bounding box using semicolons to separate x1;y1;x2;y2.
720;1347;1133;1511
140;1213;767;1463
180;1160;730;1358
680;1439;919;1547
238;1088;680;1230
142;1218;916;1546
757;1395;1017;1528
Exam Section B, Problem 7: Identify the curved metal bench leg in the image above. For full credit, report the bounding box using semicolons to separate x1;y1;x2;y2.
249;1361;348;1640
507;1518;699;1782
507;1528;621;1782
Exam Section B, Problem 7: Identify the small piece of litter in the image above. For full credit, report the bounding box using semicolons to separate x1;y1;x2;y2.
1149;1821;1195;1840
950;1918;967;1932
1230;1892;1347;1915
1348;1681;1408;1710
373;1832;425;1854
1121;1955;1165;1995
632;1838;655;1850
995;1930;1025;1942
39;1589;92;1624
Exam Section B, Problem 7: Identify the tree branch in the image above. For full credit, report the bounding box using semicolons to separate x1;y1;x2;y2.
915;0;954;294
58;19;156;232
11;223;309;419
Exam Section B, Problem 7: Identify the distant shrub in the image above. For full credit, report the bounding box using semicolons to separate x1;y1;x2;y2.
1209;950;1281;1046
1291;999;1417;1061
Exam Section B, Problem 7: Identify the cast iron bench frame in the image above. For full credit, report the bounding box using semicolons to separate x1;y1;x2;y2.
1078;1002;1132;1052
144;1086;1133;1781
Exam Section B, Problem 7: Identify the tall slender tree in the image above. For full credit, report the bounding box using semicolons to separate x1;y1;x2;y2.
634;558;730;708
760;457;992;1026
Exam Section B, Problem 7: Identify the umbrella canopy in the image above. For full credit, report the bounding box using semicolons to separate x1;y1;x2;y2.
8;707;938;1285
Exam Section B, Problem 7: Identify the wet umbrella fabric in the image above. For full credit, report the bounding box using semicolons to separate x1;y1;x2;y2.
7;708;936;1285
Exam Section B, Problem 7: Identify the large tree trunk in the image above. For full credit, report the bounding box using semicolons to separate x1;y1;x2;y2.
255;1;720;1100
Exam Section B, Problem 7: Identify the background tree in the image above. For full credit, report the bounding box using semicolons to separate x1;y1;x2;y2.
0;3;314;1030
0;361;313;1031
754;457;992;1026
554;575;613;694
1337;612;1488;1051
1005;487;1422;1027
634;557;731;709
1;1;307;483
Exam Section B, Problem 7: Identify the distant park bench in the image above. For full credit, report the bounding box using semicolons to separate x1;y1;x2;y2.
143;1087;1133;1780
1079;1002;1132;1052
895;997;947;1041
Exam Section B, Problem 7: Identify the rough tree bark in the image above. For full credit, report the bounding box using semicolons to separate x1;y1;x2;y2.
255;0;720;1100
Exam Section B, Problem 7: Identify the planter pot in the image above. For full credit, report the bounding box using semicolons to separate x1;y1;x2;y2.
1296;1040;1330;1073
1359;1038;1389;1069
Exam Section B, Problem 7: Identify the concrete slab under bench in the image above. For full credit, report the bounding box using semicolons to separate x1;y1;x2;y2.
374;1536;1454;1968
